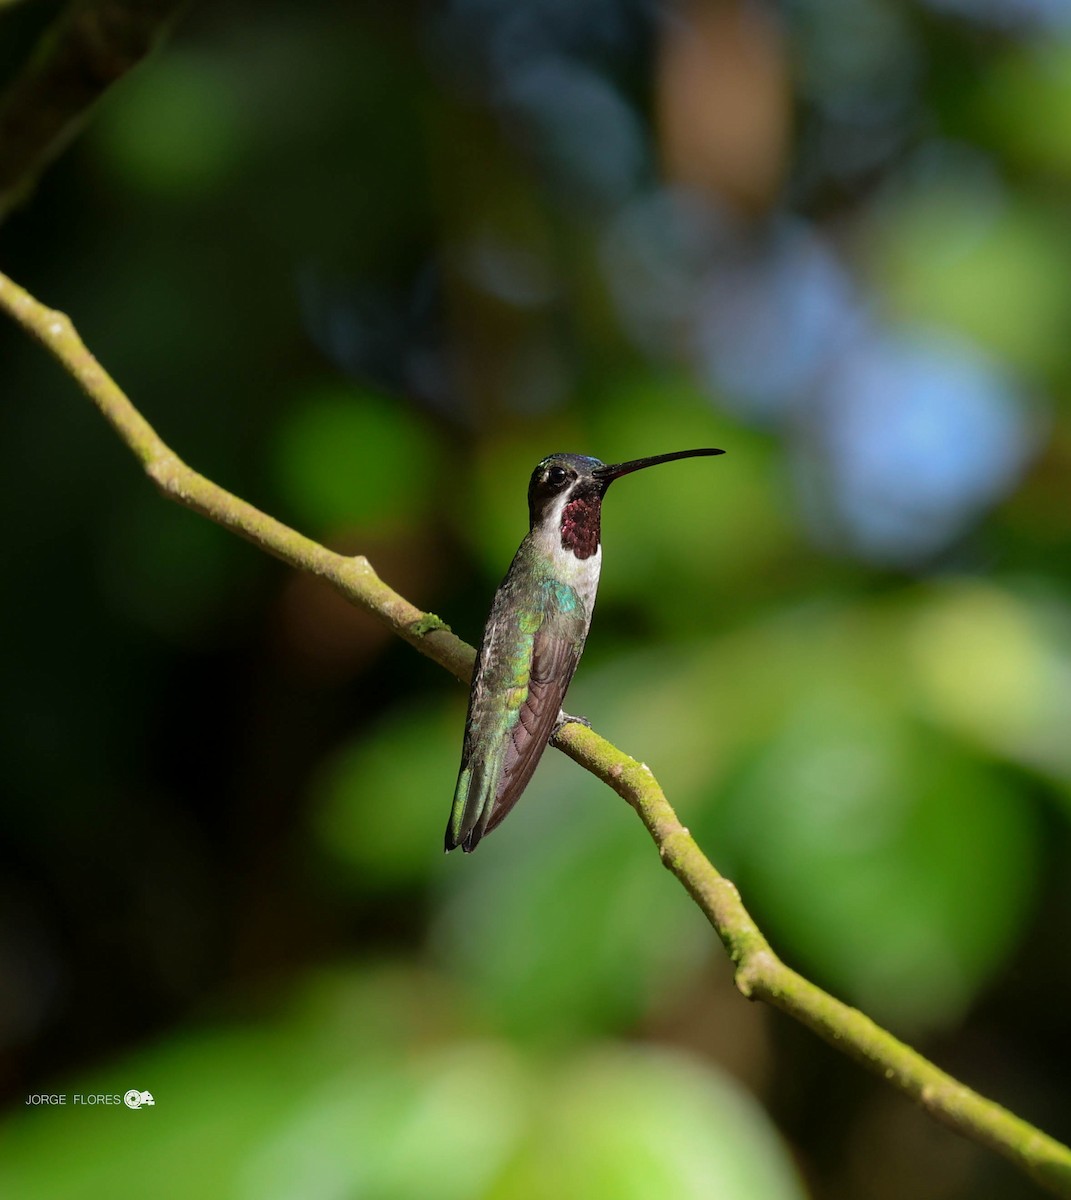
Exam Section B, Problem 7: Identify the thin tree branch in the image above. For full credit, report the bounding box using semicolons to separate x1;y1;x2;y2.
2;267;1070;1198
0;0;188;221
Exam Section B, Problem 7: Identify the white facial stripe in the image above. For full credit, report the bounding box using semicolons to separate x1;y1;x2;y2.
531;488;602;607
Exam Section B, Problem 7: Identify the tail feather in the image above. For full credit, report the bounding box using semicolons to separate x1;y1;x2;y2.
444;750;504;853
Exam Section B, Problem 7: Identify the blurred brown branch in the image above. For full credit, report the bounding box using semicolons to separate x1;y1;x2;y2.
0;0;188;220
2;267;1070;1198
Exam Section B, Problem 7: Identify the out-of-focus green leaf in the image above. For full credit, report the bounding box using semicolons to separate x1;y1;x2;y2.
715;696;1036;1028
496;1048;805;1200
433;749;711;1042
93;52;246;199
312;699;460;888
570;596;1041;1031
0;968;468;1200
240;1041;529;1200
978;40;1071;181
0;972;803;1200
665;597;1042;1033
866;179;1071;376
908;579;1071;795
271;384;440;533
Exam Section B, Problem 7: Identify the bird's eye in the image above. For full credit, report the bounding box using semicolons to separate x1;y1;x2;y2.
547;465;569;488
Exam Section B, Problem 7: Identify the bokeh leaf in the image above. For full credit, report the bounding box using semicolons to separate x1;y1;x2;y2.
866;177;1071;376
0;973;803;1200
272;385;440;534
433;750;711;1042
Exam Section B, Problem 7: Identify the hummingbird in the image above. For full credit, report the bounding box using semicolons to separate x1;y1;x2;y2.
444;447;724;853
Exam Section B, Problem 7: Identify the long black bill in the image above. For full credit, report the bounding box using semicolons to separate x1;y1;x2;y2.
592;447;724;486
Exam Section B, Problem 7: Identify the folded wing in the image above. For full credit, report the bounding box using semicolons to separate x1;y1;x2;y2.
445;581;586;852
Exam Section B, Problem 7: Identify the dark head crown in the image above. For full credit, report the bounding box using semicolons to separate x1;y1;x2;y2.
527;454;602;527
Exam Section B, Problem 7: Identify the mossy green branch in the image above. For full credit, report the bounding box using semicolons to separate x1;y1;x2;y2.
2;267;1070;1197
0;270;473;685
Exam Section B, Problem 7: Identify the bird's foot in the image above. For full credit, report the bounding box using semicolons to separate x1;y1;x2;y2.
553;710;593;736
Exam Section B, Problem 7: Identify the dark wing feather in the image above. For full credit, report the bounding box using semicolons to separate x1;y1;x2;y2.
444;613;512;853
445;575;587;853
481;624;582;837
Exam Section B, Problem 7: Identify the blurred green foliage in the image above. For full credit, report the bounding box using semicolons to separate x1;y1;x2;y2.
867;178;1071;376
271;384;442;533
2;2;1071;1198
0;971;803;1200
